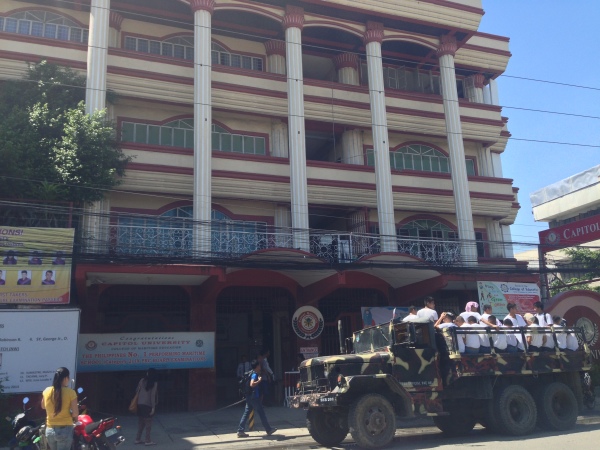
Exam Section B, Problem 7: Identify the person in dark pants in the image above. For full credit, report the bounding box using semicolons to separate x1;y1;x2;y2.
237;359;277;438
135;368;158;446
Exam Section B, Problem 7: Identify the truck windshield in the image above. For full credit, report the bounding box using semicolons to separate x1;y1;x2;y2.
353;324;391;353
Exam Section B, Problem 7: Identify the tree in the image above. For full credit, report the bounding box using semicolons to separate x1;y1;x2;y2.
548;247;600;296
0;61;130;205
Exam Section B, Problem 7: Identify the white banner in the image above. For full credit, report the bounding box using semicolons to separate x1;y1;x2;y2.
0;309;80;393
477;281;541;316
77;332;215;372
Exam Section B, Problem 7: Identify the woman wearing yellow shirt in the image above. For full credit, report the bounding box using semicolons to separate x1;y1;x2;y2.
41;367;78;450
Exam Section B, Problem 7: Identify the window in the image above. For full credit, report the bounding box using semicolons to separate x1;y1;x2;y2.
211;210;267;255
124;35;194;60
212;124;265;155
1;10;88;43
366;144;475;176
397;219;460;263
211;42;263;71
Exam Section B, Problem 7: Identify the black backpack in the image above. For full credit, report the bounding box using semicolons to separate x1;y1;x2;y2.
238;370;253;398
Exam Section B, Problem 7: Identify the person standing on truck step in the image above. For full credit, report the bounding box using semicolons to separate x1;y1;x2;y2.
533;301;553;326
402;305;418;322
502;318;520;352
462;316;481;354
417;297;438;322
237;359;278;438
524;313;545;352
459;302;481;323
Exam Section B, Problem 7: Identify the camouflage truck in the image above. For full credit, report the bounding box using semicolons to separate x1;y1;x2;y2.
289;319;592;449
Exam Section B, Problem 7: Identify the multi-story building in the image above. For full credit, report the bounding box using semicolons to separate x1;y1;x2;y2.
0;0;532;410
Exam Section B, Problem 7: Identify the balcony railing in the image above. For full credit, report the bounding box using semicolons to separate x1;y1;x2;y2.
106;223;461;265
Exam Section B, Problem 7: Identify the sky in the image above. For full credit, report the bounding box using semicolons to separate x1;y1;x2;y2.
478;1;600;255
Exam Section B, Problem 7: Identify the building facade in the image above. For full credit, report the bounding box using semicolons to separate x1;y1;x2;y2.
0;0;532;411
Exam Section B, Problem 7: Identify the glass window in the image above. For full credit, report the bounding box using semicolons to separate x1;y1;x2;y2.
174;44;185;59
149;41;160;54
148;126;160;145
173;128;185;147
0;18;4;31
221;134;232;152
232;135;243;153
255;138;265;155
160;127;173;146
57;25;69;40
124;36;136;51
161;43;173;57
3;11;87;43
70;27;82;42
121;122;134;142
138;39;149;53
466;159;476;176
44;23;56;38
185;130;194;149
5;18;18;33
366;149;375;166
134;124;147;144
185;47;194;61
18;20;31;35
243;136;254;154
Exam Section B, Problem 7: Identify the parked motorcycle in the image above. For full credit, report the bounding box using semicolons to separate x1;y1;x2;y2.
5;397;47;450
72;389;125;450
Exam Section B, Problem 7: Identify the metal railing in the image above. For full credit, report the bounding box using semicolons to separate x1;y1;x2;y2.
106;222;462;265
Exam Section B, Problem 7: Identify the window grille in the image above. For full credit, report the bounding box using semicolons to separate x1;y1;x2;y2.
124;35;194;60
211;42;263;71
1;10;88;43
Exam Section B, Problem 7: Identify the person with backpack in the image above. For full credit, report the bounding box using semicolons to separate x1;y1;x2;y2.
237;359;277;438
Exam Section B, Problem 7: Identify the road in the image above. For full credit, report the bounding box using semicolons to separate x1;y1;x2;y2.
280;420;600;450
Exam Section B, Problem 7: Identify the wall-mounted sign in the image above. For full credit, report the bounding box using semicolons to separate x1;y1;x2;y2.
292;306;324;340
540;215;600;251
477;281;540;315
77;332;215;372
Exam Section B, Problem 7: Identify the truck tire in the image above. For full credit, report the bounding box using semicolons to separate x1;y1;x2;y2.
494;385;537;436
349;394;396;449
535;382;578;431
482;399;501;433
306;409;348;447
433;414;476;436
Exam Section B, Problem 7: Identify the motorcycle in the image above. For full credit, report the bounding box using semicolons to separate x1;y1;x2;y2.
72;389;125;450
583;372;596;410
5;397;47;450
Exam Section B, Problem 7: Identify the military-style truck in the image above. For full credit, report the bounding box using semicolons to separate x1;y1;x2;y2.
289;319;592;449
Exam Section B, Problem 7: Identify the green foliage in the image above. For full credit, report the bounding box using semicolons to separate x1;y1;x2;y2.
549;247;600;296
0;61;131;205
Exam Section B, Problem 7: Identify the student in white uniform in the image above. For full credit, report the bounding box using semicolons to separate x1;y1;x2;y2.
502;318;520;352
402;305;418;322
504;303;527;350
533;301;553;327
552;316;567;350
416;297;438;322
459;302;481;323
463;316;481;354
453;316;466;353
524;313;545;352
479;305;497;327
488;316;507;352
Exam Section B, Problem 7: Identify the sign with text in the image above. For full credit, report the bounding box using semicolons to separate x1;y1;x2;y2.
77;332;215;372
477;281;540;316
0;309;80;393
539;215;600;251
0;227;74;304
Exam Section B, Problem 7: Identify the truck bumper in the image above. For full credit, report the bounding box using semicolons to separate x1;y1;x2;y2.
288;393;339;408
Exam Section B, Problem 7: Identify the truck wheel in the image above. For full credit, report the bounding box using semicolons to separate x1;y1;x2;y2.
349;394;396;449
482;399;501;433
306;409;348;447
494;385;537;436
433;414;476;436
535;382;578;431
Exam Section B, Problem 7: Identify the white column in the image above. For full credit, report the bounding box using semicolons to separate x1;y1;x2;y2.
491;151;503;177
264;40;286;75
341;128;364;165
501;225;514;258
437;36;477;265
472;73;485;103
486;218;504;258
108;11;122;48
364;22;396;253
190;0;214;256
274;205;292;247
283;6;309;251
483;83;492;105
334;53;359;86
478;145;494;177
270;120;289;158
83;0;111;252
489;78;500;106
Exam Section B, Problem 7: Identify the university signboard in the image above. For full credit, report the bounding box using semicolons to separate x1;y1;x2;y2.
477;281;541;315
539;215;600;251
0;227;74;305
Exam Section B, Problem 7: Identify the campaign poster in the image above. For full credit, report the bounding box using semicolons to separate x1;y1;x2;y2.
0;309;80;393
77;332;215;372
0;227;74;304
361;307;409;327
477;281;541;316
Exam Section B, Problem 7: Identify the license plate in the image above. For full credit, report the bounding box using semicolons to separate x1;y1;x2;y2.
105;428;118;438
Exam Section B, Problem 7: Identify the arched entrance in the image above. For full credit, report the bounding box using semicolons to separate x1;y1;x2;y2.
215;286;295;405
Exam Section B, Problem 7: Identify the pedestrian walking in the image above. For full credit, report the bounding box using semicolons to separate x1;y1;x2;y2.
237;359;278;438
134;368;158;446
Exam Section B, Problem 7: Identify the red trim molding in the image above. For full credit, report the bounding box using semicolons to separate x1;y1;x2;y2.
282;5;304;31
363;21;384;45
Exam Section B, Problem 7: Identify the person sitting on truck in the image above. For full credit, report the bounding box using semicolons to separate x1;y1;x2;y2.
480;305;498;328
533;301;553;327
541;319;556;352
416;297;438;322
402;305;418;322
459;302;481;323
552;316;567;350
462;316;481;354
524;313;545;352
563;319;580;351
504;303;527;350
435;312;456;329
488;316;507;352
502;318;520;352
450;316;467;353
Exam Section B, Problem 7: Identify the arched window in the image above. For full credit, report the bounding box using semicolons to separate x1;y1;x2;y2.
397;219;460;263
0;10;88;43
366;144;475;175
211;41;263;71
212;124;266;155
124;35;194;60
121;118;194;149
115;206;266;256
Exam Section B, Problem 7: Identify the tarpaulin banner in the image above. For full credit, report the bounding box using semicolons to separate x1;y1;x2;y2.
477;281;540;316
0;227;74;304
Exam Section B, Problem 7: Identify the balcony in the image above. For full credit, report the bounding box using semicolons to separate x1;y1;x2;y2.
106;222;461;266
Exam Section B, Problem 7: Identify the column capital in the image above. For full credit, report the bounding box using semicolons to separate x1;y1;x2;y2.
472;72;486;89
264;40;286;57
188;0;215;14
333;52;359;70
282;5;304;31
109;11;123;31
436;35;457;58
363;21;384;45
